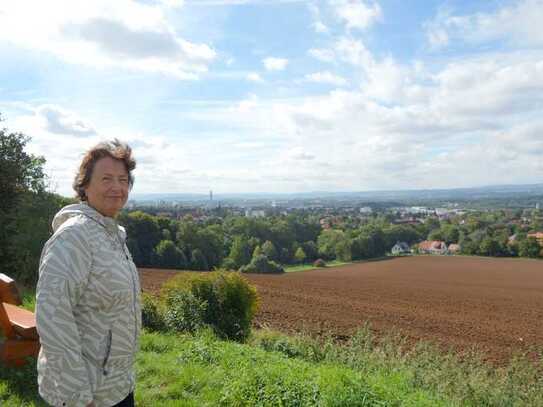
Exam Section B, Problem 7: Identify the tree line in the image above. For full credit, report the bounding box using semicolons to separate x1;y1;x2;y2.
1;118;542;284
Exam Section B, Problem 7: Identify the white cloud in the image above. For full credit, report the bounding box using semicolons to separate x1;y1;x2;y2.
285;147;316;161
37;105;97;137
314;21;329;33
308;48;336;62
157;0;185;8
263;57;289;71
308;2;329;33
246;72;264;82
330;0;382;30
305;71;347;86
0;0;216;79
426;0;543;49
334;37;373;66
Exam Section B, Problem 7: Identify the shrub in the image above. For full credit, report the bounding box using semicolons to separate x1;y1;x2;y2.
141;293;166;331
313;258;326;268
161;271;259;341
239;254;284;274
164;291;208;333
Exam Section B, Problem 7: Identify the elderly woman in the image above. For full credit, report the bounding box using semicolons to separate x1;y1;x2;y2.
36;140;141;407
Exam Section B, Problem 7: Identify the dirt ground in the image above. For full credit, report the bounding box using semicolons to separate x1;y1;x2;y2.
139;256;543;364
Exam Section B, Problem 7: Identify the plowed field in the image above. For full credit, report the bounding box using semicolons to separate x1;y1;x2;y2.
139;256;543;364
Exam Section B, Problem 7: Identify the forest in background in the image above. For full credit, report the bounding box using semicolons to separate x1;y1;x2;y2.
1;118;542;285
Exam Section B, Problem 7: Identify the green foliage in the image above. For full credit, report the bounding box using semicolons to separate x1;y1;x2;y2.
134;330;438;407
294;247;307;264
164;291;208;333
161;271;259;341
221;257;237;271
154;239;187;269
335;238;352;262
227;236;252;269
261;240;278;261
479;237;503;257
519;237;541;258
383;224;422;249
190;248;209;271
0;123;69;284
118;211;161;266
302;240;318;261
141;293;166;331
239;254;285;274
250;327;543;407
317;229;341;259
252;244;262;259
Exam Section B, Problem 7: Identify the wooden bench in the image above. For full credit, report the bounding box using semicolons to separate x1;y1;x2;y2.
0;273;40;367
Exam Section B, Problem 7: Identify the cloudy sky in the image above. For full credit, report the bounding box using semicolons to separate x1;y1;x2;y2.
1;0;542;196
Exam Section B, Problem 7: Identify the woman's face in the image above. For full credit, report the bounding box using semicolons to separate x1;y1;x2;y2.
84;156;129;218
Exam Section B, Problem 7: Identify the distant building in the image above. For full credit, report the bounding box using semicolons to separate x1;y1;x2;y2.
391;242;411;256
418;240;448;255
245;209;266;218
527;232;543;247
359;207;372;214
447;244;461;255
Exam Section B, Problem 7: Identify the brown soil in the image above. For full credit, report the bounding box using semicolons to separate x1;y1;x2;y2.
139;256;543;364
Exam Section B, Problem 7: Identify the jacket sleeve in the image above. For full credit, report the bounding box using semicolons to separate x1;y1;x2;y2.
36;227;94;407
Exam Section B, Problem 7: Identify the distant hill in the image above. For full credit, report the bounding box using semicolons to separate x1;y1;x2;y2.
131;183;543;204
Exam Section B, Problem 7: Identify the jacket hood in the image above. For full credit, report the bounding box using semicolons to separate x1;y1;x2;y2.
52;202;126;240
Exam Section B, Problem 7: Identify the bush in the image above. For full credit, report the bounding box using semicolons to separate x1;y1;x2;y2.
239;254;284;274
164;291;208;333
141;293;166;331
313;258;326;268
161;271;259;341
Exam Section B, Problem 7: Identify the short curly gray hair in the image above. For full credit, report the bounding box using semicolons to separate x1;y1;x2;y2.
73;139;136;201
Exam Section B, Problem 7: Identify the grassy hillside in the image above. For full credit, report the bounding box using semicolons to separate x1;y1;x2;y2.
2;326;542;406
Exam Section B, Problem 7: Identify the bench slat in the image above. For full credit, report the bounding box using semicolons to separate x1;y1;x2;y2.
2;303;38;340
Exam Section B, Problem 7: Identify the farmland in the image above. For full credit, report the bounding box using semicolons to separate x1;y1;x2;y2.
140;256;543;365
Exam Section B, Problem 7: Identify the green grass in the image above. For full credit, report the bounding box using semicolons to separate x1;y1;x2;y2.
2;327;541;406
3;289;542;406
284;260;352;273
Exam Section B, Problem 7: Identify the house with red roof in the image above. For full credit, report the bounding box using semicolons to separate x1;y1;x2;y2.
418;240;448;255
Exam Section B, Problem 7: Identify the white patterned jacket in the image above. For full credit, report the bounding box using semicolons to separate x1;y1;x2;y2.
36;203;142;407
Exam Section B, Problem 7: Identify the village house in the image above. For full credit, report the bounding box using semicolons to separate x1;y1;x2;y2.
447;243;461;255
527;232;543;247
391;242;411;256
418;240;448;255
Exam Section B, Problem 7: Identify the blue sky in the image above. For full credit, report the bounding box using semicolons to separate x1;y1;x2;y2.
1;0;542;196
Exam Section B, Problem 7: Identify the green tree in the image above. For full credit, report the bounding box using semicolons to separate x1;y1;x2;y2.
335;238;352;262
428;229;445;242
261;240;278;261
479;237;501;257
301;240;318;261
317;229;345;259
155;240;187;269
118;211;161;266
228;236;251;268
441;224;460;244
0;124;52;282
239;254;284;274
252;245;262;259
519;237;541;258
294;247;306;264
190;248;209;270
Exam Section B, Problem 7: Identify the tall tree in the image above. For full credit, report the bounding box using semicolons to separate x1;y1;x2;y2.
0;123;48;281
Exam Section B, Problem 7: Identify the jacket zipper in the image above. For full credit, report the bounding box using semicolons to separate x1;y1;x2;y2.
85;214;139;360
102;329;112;376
